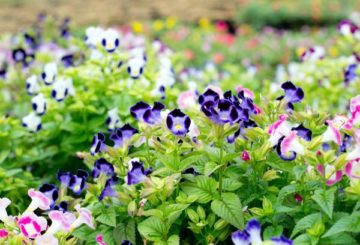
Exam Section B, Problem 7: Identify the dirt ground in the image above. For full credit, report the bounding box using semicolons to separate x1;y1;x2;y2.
0;0;240;32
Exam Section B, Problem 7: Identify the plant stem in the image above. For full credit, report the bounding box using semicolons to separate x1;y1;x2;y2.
218;139;224;195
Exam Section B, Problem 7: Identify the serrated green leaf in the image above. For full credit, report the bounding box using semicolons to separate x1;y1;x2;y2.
311;188;335;219
181;176;217;204
291;213;322;238
114;220;136;244
222;178;243;191
96;206;116;227
323;212;360;237
211;193;244;229
276;184;299;204
138;216;167;242
320;233;358;245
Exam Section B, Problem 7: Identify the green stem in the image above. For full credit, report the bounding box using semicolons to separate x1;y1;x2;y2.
218;140;224;195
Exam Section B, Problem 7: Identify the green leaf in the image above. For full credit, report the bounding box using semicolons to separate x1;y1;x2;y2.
179;153;208;171
96;206;117;227
222;178;242;191
181;176;217;204
323;212;360;237
211;193;244;229
263;226;283;240
320;233;358;245
311;188;336;219
72;225;97;243
293;234;311;245
167;234;180;245
114;220;136;244
276;184;299;205
138;217;167;242
291;213;322;238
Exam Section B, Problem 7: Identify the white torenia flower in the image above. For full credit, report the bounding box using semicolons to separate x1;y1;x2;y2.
31;93;47;115
322;116;347;145
0;198;11;224
17;212;47;239
26;74;40;95
51;77;74;102
41;63;57;85
22;112;42;132
268;114;292;146
101;29;120;53
35;233;59;245
280;131;305;156
46;210;76;234
106;108;121;131
70;204;95;230
27;188;51;212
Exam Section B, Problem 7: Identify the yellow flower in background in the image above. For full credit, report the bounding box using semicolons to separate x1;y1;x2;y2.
329;47;339;57
153;20;164;32
132;21;143;33
166;17;177;29
198;17;211;29
296;47;307;58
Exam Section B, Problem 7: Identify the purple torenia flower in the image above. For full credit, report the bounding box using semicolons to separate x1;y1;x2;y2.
198;88;220;105
53;201;68;212
127;159;152;185
39;184;58;208
232;219;292;245
201;99;239;125
278;81;304;110
91;158;115;178
99;176;118;201
57;171;72;186
291;124;312;141
110;124;138;148
90;132;107;155
344;64;357;85
166;109;191;136
130;101;165;124
68;170;89;195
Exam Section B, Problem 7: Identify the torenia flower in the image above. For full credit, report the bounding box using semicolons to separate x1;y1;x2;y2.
106;108;121;131
70;204;95;230
177;91;197;110
91;158;115;178
231;219;292;245
268;114;292;146
99;176;118;200
278;81;304;110
31;93;47;115
85;26;104;47
166;109;191;136
337;19;360;39
0;198;11;223
51;77;74;102
126;159;152;185
344;95;360;129
346;129;360;161
321;116;347;145
130;101;165;125
300;46;325;62
46;210;76;234
27;188;51;211
277;131;305;161
22;112;42;132
127;57;145;79
41;63;57;85
35;233;59;245
96;234;108;245
344;64;357;85
90;132;107;155
345;159;360;179
38;183;59;208
26;75;40;95
316;164;343;186
0;229;8;238
17;212;47;239
110;124;138;148
101;29;120;53
69;170;89;195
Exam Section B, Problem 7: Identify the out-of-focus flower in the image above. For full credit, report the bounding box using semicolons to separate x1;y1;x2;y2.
31;93;47;115
345;159;360;179
51;77;74;102
101;29;120;53
26;75;40;95
177;91;197;110
0;229;8;238
316;164;343;186
71;204;95;230
278;81;304;110
41;63;57;85
35;233;59;245
106;108;121;131
96;234;108;245
301;46;325;61
0;198;11;223
344;64;357;84
22;112;42;132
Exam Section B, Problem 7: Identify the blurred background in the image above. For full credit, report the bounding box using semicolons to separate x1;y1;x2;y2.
1;0;360;32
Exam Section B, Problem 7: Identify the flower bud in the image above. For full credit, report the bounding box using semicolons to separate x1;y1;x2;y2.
241;150;250;161
127;200;137;217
